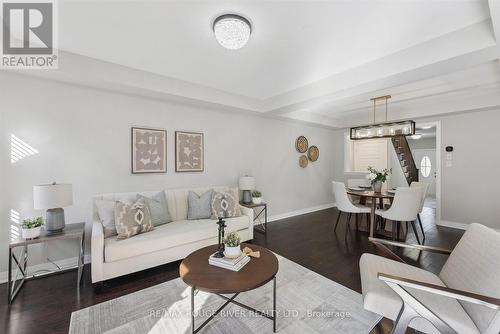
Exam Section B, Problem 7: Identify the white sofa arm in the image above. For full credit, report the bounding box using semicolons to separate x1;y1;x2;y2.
91;220;104;283
239;205;254;240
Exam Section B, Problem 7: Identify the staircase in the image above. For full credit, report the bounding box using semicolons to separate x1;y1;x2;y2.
391;135;419;185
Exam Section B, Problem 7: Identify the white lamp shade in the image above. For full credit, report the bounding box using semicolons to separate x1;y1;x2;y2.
238;176;255;190
33;183;73;209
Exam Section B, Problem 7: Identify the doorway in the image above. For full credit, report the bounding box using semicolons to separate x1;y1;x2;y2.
407;123;439;216
413;148;436;208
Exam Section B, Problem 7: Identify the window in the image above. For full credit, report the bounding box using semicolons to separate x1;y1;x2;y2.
352;139;388;172
420;156;431;177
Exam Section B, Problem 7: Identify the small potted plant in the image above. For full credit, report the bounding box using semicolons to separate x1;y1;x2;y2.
223;231;241;258
252;191;262;204
21;216;43;239
366;166;392;193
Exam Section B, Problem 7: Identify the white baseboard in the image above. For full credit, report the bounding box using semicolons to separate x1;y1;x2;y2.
438;220;500;232
437;220;469;230
267;203;336;223
0;254;91;285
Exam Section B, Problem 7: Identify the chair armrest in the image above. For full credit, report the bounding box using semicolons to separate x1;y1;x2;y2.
378;272;500;310
91;220;104;283
239;205;254;223
239;205;254;240
369;237;452;255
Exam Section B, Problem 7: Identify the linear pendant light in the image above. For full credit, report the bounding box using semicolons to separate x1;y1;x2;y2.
349;95;415;140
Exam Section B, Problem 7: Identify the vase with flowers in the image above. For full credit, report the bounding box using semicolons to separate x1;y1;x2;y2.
366;166;392;193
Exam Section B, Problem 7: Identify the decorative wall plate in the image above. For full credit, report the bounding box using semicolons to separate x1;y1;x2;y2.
299;155;308;168
295;136;308;153
308;145;319;162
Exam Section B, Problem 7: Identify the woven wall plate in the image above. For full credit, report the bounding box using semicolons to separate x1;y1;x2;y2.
299;155;308;168
308;145;319;162
295;136;308;153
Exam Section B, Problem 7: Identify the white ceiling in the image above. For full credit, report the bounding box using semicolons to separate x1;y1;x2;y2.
16;0;500;128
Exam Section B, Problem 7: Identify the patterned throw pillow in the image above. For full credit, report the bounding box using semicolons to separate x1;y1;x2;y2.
136;192;172;227
211;190;241;218
187;190;214;220
114;199;154;240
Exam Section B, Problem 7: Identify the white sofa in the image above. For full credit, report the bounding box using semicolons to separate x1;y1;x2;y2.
91;186;254;283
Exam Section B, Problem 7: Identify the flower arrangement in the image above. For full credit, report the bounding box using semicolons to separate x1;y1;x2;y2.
366;166;392;184
21;216;43;239
223;231;241;247
251;191;262;198
21;216;44;229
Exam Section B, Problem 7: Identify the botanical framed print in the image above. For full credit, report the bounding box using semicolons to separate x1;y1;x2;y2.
131;127;167;173
175;131;204;172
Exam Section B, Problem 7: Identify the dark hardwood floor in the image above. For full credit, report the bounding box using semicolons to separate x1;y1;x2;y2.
0;206;463;334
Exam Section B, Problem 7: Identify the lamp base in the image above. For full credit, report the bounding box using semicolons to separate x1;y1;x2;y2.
45;208;66;234
242;190;252;204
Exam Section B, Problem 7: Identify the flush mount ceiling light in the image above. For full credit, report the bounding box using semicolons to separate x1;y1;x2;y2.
350;95;416;140
213;14;251;50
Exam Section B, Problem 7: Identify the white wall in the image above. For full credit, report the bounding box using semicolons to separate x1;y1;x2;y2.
336;109;500;230
0;73;336;277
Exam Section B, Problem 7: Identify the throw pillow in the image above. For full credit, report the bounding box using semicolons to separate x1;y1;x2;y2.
211;189;241;218
95;199;118;238
114;199;154;240
136;192;172;227
187;189;214;220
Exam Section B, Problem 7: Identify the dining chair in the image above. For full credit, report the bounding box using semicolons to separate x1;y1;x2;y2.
332;181;371;241
375;187;423;244
360;223;500;334
410;181;430;243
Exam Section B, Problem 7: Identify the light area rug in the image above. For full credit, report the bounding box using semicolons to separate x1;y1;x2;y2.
69;255;381;334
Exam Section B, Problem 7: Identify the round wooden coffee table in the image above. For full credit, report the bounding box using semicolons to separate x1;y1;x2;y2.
180;243;279;333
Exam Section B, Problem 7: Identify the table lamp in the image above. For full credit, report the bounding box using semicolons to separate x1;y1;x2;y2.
238;176;255;204
33;182;73;234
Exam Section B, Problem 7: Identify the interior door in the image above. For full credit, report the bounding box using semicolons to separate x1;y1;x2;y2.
413;149;436;195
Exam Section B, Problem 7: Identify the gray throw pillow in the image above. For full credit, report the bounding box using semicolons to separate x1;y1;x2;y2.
137;192;172;227
187;189;214;220
115;199;154;240
211;189;241;218
96;199;118;238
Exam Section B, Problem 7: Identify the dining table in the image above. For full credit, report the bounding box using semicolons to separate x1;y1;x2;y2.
346;188;395;238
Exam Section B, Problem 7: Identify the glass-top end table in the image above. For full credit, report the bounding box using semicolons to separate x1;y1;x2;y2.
8;222;85;304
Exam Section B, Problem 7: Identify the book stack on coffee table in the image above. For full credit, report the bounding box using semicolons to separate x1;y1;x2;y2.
208;252;250;271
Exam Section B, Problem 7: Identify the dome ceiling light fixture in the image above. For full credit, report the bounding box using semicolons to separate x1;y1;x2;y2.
213;14;251;50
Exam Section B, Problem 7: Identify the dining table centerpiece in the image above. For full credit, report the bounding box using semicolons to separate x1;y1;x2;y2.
366;166;392;193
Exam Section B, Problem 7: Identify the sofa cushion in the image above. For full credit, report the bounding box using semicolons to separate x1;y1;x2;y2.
187;189;213;220
104;215;249;263
95;199;118;238
137;192;172;227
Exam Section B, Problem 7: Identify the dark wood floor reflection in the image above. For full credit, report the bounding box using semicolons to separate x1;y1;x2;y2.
0;207;463;334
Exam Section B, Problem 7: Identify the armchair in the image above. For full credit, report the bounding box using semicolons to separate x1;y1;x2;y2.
360;223;500;334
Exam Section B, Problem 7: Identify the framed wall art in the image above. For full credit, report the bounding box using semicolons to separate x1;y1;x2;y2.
175;131;204;172
131;127;167;173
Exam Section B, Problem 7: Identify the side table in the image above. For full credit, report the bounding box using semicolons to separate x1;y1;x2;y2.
8;222;85;304
240;202;268;234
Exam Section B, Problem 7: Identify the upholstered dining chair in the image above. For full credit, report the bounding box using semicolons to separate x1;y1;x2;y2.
332;181;371;241
410;181;430;243
360;223;500;334
375;187;423;244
